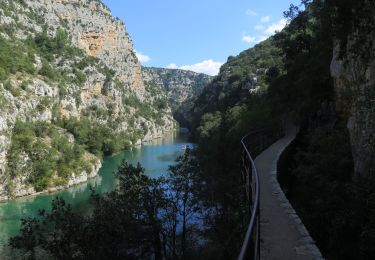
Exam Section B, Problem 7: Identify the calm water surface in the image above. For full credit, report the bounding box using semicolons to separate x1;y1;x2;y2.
0;131;191;245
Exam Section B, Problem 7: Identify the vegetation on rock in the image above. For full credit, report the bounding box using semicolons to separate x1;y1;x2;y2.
142;67;213;127
0;0;175;198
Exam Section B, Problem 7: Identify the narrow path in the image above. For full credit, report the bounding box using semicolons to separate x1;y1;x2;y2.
255;129;323;260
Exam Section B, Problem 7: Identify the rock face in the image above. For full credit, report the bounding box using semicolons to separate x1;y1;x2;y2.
142;67;212;127
142;67;212;111
331;27;375;176
29;0;145;94
0;0;175;200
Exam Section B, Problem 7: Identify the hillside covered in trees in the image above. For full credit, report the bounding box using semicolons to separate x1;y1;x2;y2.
189;0;375;259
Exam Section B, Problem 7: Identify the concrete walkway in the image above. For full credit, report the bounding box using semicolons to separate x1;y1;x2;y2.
255;130;324;260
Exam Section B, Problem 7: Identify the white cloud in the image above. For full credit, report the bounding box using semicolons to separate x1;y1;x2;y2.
260;16;271;23
254;25;265;30
242;35;256;44
167;63;178;69
265;18;288;35
251;19;287;44
245;9;257;16
167;60;223;76
256;35;269;43
135;50;151;63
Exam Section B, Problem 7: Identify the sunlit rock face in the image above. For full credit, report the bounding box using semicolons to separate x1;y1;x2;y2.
32;0;145;94
0;0;175;199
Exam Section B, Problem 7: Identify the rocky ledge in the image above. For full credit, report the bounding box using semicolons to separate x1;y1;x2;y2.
0;157;101;202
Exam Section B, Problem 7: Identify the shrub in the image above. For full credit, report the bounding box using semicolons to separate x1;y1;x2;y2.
0;36;36;78
6;121;90;192
39;62;58;80
3;80;21;97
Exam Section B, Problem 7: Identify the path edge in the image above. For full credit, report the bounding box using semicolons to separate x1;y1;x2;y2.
268;131;324;259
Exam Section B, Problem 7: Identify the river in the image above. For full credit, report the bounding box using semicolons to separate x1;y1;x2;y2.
0;131;191;246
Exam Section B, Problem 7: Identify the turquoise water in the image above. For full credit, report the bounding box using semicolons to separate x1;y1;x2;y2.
0;131;190;245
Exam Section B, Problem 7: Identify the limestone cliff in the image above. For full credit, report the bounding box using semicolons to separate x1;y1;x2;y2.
330;6;375;176
142;67;212;111
0;0;175;200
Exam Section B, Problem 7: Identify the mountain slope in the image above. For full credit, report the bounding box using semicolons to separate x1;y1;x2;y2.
190;37;284;130
0;0;175;199
142;67;212;127
188;1;375;258
142;67;212;111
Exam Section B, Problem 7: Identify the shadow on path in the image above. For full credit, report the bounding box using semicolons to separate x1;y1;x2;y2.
255;128;324;260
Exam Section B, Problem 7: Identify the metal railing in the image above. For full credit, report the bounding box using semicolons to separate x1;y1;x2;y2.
238;127;285;260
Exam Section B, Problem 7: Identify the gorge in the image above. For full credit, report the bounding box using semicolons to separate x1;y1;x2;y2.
0;0;208;201
0;0;375;259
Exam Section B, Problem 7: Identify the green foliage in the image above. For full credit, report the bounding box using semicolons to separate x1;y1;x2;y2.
191;37;283;126
183;21;291;259
0;25;95;91
28;140;57;191
27;28;90;87
186;100;278;258
76;55;99;70
0;36;36;80
36;97;52;112
38;62;58;81
326;0;374;60
167;149;202;258
33;28;70;60
196;111;222;139
144;80;164;96
186;1;363;258
124;93;165;126
20;80;29;90
62;117;132;156
154;97;168;111
54;28;69;51
6;121;88;192
0;91;9;108
0;0;173;202
72;68;87;85
142;67;212;117
10;154;203;259
271;2;375;258
83;105;108;119
98;66;115;81
268;0;334;121
3;80;21;97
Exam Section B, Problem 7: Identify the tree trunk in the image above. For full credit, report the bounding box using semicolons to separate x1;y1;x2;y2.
181;198;187;257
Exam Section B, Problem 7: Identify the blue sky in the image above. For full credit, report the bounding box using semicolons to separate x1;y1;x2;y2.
102;0;301;75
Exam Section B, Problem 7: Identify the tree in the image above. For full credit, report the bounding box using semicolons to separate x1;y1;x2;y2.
9;152;208;259
167;149;201;258
55;28;69;52
10;161;163;259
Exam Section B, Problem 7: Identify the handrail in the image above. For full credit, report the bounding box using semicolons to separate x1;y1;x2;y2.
238;126;285;260
238;133;261;260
